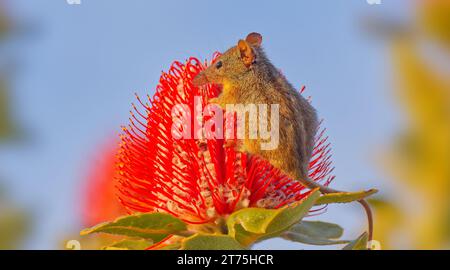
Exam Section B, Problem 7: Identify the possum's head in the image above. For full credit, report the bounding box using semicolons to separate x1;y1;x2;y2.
192;32;263;87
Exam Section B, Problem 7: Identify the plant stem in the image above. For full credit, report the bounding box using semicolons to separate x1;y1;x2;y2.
297;177;375;244
357;199;374;242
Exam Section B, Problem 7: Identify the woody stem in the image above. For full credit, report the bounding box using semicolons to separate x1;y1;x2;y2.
357;199;374;242
298;177;374;244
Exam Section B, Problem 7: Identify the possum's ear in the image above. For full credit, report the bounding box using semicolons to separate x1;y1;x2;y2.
246;32;262;47
238;39;255;67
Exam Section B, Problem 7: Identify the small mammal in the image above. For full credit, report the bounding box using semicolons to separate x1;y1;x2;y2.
193;32;319;187
193;33;374;243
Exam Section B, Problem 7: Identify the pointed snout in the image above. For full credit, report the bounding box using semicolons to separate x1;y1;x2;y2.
192;71;208;87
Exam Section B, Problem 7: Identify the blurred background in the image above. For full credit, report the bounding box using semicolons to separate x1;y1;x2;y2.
0;0;449;249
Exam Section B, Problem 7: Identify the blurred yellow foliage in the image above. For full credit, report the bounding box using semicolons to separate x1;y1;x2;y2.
0;80;15;140
419;0;450;49
369;198;402;249
0;189;30;249
0;9;9;39
0;5;15;140
376;0;450;249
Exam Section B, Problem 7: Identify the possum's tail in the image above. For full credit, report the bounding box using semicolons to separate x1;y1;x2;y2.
297;176;374;246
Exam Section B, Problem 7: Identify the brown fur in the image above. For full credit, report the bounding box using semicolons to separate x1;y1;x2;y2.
193;32;319;181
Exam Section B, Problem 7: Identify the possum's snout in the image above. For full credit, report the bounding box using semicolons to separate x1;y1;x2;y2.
192;72;208;86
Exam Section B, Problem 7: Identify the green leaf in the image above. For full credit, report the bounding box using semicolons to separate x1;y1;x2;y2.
281;220;348;246
181;234;245;250
289;221;344;239
227;189;320;246
228;208;279;235
159;243;182;250
282;232;349;246
343;232;369;250
102;239;153;250
266;190;320;233
315;189;378;205
80;212;187;242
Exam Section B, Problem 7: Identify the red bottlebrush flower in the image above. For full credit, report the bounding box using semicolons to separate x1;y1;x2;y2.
81;144;127;227
116;54;334;225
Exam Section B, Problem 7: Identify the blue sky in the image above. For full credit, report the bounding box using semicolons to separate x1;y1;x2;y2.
0;0;408;249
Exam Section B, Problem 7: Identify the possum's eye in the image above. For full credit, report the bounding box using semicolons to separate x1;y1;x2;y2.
215;61;223;69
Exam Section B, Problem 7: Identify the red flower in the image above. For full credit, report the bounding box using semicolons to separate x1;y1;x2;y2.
117;54;334;224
